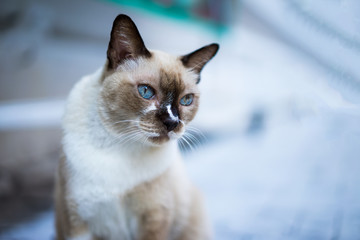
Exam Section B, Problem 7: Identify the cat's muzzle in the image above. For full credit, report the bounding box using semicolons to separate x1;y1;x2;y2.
162;118;179;132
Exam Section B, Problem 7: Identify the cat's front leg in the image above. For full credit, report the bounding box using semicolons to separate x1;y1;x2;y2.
136;208;171;240
79;198;130;240
55;197;96;240
66;232;96;240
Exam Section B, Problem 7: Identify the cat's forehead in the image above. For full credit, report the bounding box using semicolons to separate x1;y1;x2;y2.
119;50;199;92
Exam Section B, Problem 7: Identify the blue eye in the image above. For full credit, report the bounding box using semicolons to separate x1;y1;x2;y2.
180;94;194;106
138;85;155;99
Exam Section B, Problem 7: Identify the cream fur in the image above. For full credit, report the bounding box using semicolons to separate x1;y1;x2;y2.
59;65;205;240
65;69;164;235
56;14;218;240
55;15;219;237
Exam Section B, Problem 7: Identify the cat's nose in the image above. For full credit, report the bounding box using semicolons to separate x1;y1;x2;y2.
163;118;179;132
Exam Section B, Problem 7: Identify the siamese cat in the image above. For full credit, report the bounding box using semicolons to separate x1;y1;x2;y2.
55;14;219;240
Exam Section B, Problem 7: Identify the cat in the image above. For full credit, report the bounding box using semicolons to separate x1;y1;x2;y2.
55;14;219;240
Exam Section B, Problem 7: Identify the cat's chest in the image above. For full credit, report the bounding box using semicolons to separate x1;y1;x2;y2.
80;192;138;240
64;135;176;203
63;135;177;239
68;143;171;198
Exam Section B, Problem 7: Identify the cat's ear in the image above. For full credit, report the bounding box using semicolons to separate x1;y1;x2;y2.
181;43;219;81
107;14;151;70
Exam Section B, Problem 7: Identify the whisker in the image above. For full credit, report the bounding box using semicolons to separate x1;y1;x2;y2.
121;131;142;142
180;135;194;152
129;133;144;145
138;123;157;128
134;133;148;146
186;126;207;142
183;133;200;149
112;128;140;143
121;132;143;146
113;128;139;141
113;119;140;125
178;138;186;152
106;128;138;145
141;135;149;146
139;126;157;132
185;131;203;147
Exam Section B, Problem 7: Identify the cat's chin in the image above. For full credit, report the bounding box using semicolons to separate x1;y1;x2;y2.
147;135;170;146
145;131;182;146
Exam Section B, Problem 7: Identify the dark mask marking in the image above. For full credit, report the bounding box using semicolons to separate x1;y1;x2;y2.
156;69;185;131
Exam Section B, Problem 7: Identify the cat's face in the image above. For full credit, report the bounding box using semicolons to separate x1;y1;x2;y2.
99;14;218;146
100;52;199;145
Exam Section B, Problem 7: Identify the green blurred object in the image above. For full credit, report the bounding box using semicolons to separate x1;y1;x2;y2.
102;0;229;35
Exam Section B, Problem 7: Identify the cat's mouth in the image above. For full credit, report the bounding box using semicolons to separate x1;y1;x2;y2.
149;134;170;144
138;121;184;145
144;130;183;145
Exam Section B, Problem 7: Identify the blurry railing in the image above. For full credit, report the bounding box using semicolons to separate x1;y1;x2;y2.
104;0;236;34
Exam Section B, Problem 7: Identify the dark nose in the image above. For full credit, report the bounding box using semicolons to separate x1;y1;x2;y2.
163;118;179;132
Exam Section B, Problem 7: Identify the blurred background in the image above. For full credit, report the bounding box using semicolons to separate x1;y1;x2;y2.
1;0;360;239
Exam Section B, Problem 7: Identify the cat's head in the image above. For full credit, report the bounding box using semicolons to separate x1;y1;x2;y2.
99;14;218;146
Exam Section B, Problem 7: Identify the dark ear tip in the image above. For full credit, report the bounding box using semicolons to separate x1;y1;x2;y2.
209;43;220;54
113;14;134;25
